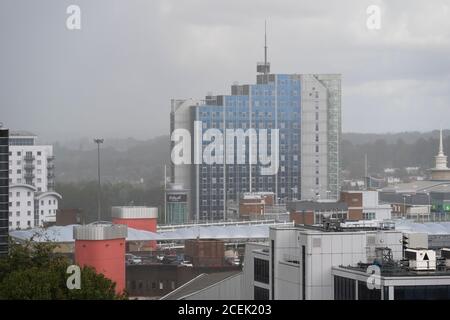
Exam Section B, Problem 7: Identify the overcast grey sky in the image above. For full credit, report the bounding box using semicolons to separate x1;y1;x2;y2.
1;0;449;141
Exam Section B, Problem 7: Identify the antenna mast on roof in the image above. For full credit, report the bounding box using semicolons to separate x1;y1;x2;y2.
264;20;268;75
256;21;270;76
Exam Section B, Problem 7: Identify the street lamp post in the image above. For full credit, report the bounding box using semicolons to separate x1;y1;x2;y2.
94;138;104;222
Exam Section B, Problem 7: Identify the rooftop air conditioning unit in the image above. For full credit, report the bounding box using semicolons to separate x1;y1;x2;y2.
404;249;436;271
441;248;450;267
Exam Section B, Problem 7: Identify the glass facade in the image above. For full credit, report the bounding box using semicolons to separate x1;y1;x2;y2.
195;75;301;221
394;285;450;300
166;202;188;225
358;280;381;300
254;258;269;284
334;273;450;300
9;137;34;146
254;286;270;300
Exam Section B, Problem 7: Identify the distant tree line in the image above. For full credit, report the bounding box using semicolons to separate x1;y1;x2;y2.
56;181;164;224
342;136;447;178
53;132;448;217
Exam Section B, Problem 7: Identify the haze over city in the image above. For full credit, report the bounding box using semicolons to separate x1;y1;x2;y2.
1;0;450;141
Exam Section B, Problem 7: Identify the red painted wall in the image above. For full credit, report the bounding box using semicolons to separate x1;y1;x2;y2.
112;218;157;249
75;238;126;294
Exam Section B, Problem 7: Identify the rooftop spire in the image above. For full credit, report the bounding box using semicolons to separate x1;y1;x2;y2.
264;20;267;73
256;21;270;76
439;128;444;156
435;128;448;170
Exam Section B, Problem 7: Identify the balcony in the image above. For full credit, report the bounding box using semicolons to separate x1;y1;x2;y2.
47;156;55;161
24;155;35;162
47;172;55;179
24;172;35;179
47;164;55;170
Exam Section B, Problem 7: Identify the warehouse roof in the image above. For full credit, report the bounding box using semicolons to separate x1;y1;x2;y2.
10;222;292;243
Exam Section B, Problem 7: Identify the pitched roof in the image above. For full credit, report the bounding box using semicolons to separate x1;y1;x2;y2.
160;271;242;300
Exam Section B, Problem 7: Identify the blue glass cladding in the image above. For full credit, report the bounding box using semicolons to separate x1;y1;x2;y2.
196;75;301;221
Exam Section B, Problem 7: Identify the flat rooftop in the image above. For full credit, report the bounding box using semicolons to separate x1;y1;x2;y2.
336;263;450;278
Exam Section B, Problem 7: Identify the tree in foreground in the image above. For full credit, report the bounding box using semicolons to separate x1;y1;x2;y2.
0;240;127;300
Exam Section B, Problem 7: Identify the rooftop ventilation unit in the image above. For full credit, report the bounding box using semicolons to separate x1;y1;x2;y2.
405;249;436;271
441;248;450;267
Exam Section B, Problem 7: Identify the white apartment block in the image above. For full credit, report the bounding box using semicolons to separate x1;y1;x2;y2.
7;131;61;230
8;131;55;192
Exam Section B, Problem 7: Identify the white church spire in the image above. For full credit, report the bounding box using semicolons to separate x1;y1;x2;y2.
435;129;448;169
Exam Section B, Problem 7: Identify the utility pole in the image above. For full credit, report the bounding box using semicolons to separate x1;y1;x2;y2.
94;138;104;221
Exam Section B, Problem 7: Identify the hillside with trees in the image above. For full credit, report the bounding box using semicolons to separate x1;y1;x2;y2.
53;131;449;221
